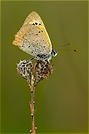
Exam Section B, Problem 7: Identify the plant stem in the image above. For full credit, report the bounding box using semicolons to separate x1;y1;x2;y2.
29;63;36;134
17;60;53;133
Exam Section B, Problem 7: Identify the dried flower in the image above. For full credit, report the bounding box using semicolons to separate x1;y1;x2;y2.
17;60;53;87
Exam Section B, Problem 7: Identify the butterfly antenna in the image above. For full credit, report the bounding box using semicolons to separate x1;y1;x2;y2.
72;49;78;52
59;42;78;52
59;42;72;48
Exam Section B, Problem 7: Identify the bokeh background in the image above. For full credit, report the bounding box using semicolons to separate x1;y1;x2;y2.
1;1;88;134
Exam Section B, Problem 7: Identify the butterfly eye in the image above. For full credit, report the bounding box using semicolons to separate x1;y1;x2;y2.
51;50;58;57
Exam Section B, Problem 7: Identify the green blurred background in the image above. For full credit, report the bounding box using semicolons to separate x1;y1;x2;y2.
1;1;88;133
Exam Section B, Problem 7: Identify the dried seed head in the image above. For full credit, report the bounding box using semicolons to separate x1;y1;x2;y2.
17;60;53;87
35;60;53;86
17;60;33;84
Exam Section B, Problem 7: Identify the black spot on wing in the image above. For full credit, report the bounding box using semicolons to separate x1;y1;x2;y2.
35;22;38;25
32;22;41;26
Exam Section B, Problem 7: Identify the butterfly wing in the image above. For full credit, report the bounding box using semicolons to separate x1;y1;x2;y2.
13;11;52;58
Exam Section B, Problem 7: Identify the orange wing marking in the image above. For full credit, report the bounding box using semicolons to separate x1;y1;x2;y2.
37;25;51;46
13;28;30;46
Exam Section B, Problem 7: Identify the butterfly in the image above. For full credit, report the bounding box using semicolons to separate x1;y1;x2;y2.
13;11;57;61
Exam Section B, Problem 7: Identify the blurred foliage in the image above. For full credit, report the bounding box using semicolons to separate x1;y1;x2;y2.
1;1;88;133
